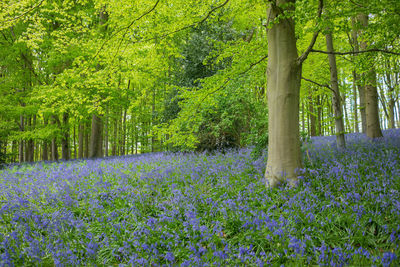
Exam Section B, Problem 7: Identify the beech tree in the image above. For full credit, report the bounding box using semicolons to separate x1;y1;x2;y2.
264;0;322;187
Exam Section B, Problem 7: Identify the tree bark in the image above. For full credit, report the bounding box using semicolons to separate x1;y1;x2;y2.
89;7;108;159
89;114;103;158
19;115;24;162
351;17;366;133
25;116;34;162
51;116;59;161
105;108;109;157
61;112;70;160
358;13;383;138
309;92;317;136
43;117;49;160
122;108;127;155
352;71;359;132
112;116;117;156
78;123;84;158
326;31;345;148
265;0;302;187
84;121;89;158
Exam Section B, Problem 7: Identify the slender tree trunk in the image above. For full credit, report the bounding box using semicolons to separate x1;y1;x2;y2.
396;100;400;128
61;112;70;160
19;115;24;162
25;116;34;162
84;121;89;158
358;14;382;138
43;117;49;160
265;0;302;187
351;18;367;133
309;94;317;136
319;96;323;136
385;67;396;129
78;123;84;158
152;86;156;152
122;109;127;155
51;116;59;161
105;108;109;157
112;115;118;156
326;31;345;148
352;71;359;132
301;101;305;133
73;124;76;159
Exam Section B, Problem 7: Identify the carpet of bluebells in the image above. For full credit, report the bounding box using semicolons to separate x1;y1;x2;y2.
1;130;400;266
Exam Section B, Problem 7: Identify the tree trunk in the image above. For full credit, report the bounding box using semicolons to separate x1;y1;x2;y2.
112;115;117;156
352;71;359;132
122;109;127;155
89;114;103;158
385;66;396;129
358;13;383;138
105;108;109;157
73;124;76;158
19;115;24;162
61;112;70;160
309;94;317;137
351;18;367;133
78;123;84;158
326;31;345;148
84;121;89;158
25;116;34;162
43;117;49;160
265;0;302;187
51;116;59;161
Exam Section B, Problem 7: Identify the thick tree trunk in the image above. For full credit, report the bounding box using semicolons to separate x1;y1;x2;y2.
89;114;103;158
325;32;345;148
61;112;70;160
358;13;382;138
78;123;84;158
265;0;302;187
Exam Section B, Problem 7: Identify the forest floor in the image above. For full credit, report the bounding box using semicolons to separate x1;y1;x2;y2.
0;129;400;266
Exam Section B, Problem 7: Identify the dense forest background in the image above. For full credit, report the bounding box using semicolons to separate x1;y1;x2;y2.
0;0;399;164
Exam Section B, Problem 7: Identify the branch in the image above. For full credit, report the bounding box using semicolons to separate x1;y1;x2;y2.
131;0;230;45
297;0;323;64
238;55;268;75
92;0;160;60
196;54;268;110
2;0;45;23
310;48;400;56
302;76;333;92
